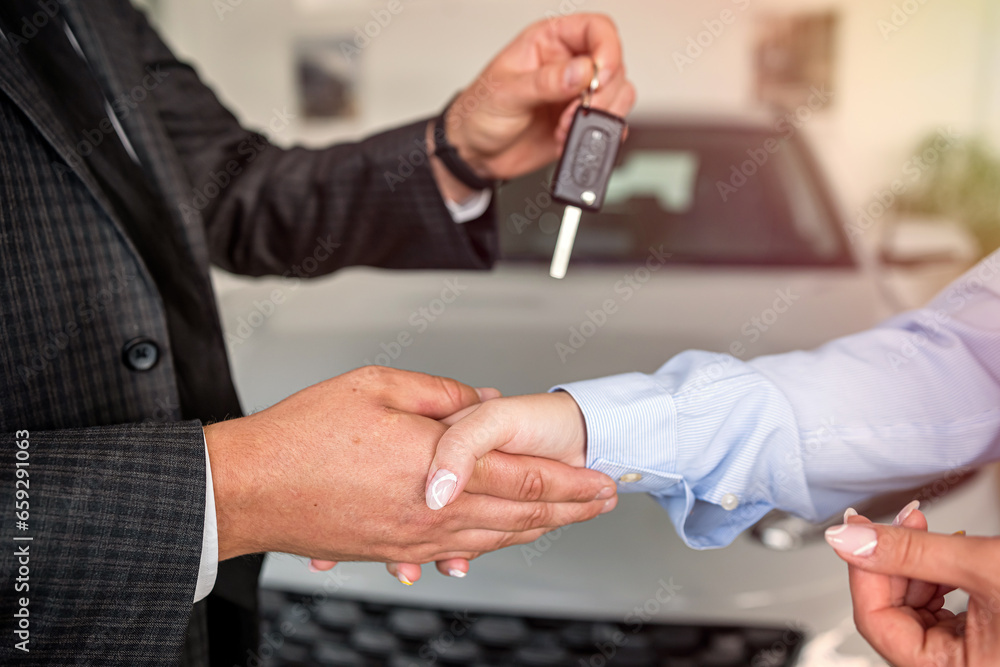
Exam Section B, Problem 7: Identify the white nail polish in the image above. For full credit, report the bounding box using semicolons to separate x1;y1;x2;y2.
892;499;920;526
825;524;878;557
853;540;878;557
397;573;413;586
843;507;858;522
448;569;467;579
426;470;458;511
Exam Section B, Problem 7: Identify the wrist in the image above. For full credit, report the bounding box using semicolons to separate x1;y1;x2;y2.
204;419;262;561
548;391;588;468
442;99;492;179
427;120;482;206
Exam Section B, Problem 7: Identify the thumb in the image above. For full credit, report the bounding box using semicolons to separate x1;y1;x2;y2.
509;56;594;107
425;402;517;510
825;522;991;593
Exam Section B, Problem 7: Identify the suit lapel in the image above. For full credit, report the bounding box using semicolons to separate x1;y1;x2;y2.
61;0;214;273
0;26;129;232
0;12;160;290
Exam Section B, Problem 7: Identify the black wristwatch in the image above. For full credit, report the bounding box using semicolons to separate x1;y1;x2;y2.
432;98;495;191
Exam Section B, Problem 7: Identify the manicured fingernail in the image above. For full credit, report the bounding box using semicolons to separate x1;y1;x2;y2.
448;569;467;579
953;530;966;537
600;497;617;514
843;507;858;522
825;524;878;557
308;562;320;573
397;573;413;586
892;500;920;526
426;470;458;511
595;487;615;500
564;57;590;89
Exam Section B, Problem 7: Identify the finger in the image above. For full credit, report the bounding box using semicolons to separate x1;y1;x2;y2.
894;508;939;610
933;583;958;599
385;562;423;586
467;452;615;503
446;491;616;533
843;514;930;665
476;387;502;401
434;526;554;558
925;595;947;613
608;79;636;118
844;515;893;618
827;522;995;595
435;558;470;578
378;368;483;419
546;14;624;84
308;559;338;572
885;503;925;606
512;55;595;105
591;77;636;119
440;403;478;427
426;402;515;510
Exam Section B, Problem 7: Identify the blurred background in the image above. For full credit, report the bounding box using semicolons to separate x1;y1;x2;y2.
136;1;1000;665
143;0;1000;258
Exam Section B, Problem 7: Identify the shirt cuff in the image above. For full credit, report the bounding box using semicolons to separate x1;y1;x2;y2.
445;189;492;223
551;365;790;550
552;373;683;495
194;432;219;603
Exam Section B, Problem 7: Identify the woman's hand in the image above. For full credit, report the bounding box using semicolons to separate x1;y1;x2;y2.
425;392;590;512
825;501;1000;665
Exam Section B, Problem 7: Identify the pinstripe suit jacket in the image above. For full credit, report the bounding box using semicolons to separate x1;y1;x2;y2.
0;1;496;664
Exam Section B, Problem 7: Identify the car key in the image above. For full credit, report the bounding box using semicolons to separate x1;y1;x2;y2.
549;64;627;279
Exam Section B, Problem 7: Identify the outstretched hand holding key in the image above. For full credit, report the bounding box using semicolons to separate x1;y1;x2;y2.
422;13;636;214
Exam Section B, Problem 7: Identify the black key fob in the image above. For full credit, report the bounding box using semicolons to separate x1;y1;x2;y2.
551;106;627;212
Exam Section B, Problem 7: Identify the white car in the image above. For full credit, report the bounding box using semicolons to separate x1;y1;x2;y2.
215;114;994;666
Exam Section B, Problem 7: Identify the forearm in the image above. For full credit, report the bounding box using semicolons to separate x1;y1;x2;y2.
0;422;205;663
178;116;498;276
131;6;497;277
752;264;1000;511
560;253;1000;548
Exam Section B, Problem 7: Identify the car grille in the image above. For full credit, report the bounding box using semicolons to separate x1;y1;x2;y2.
257;588;805;666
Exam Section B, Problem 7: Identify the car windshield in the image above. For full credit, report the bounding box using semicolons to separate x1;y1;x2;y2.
498;124;852;266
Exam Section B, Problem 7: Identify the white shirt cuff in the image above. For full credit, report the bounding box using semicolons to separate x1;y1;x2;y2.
445;189;492;223
194;433;219;603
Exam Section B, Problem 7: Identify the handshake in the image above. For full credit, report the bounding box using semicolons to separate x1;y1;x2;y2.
203;366;616;583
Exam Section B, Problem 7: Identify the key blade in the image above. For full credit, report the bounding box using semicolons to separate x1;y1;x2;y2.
550;205;582;279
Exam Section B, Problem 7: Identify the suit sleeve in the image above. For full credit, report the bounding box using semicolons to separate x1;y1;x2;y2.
0;422;206;666
131;6;498;277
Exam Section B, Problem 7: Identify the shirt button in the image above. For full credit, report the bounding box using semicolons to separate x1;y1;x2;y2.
619;473;642;483
721;493;740;511
122;337;160;372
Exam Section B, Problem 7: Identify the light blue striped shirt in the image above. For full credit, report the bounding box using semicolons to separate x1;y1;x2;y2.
555;250;1000;549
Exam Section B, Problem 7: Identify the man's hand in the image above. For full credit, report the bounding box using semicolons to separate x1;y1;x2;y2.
423;392;588;512
203;368;614;566
825;503;1000;665
430;13;636;203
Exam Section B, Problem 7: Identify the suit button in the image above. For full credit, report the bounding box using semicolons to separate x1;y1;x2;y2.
122;337;160;371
